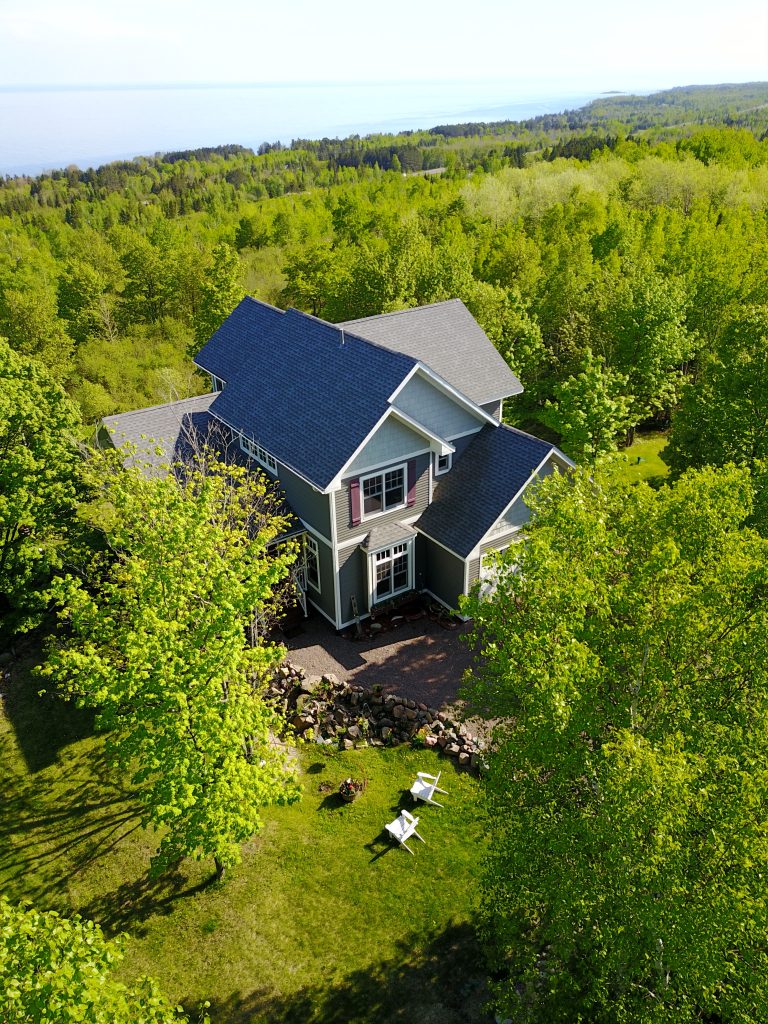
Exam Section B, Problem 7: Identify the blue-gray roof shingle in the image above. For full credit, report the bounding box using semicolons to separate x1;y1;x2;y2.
416;424;558;558
206;299;417;491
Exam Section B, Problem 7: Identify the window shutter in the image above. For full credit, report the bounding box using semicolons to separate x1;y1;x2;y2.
407;459;417;507
350;478;361;526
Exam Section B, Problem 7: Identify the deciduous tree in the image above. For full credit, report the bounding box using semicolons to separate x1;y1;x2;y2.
0;899;196;1023
0;340;81;636
462;465;768;1024
46;447;299;879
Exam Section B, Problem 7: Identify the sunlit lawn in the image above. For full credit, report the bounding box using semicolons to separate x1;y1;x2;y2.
612;431;670;485
0;643;488;1023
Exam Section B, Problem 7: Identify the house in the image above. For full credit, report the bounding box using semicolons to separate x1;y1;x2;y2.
103;297;573;630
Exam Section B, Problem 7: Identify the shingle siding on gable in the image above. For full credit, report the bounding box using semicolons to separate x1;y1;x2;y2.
392;373;482;439
345;417;429;477
335;453;430;544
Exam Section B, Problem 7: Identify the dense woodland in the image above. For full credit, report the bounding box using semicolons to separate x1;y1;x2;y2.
4;83;768;1023
1;81;767;454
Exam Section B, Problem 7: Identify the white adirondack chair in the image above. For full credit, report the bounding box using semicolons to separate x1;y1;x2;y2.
385;809;425;854
410;770;448;808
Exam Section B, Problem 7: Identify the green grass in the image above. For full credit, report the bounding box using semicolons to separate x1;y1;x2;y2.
612;432;670;485
0;643;487;1023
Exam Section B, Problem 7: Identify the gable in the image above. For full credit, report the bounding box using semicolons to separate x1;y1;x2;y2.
483;458;557;542
340;299;523;405
416;424;565;558
392;371;485;439
345;416;429;477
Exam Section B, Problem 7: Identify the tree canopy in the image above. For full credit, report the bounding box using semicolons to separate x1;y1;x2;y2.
0;898;195;1023
0;339;82;636
461;464;768;1024
45;445;300;878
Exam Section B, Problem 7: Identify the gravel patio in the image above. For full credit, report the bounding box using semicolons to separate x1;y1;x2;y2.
281;610;475;709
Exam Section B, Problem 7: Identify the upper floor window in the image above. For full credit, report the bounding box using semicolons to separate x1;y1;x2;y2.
434;452;452;476
361;464;406;519
240;435;277;473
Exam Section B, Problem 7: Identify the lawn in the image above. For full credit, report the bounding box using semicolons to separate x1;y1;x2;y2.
612;431;670;485
0;641;488;1024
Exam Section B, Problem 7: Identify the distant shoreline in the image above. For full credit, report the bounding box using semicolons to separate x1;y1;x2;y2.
0;81;608;177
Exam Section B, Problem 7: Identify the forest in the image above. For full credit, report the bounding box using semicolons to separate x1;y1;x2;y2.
3;81;768;1024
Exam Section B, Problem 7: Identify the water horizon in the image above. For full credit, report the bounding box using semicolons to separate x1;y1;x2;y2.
0;79;649;178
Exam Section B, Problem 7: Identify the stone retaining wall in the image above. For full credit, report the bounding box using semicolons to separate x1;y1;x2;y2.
267;660;486;771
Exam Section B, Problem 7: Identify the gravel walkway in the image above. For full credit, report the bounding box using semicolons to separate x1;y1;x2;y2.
282;611;475;709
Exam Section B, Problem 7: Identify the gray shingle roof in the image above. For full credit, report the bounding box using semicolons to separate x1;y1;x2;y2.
416;424;557;558
361;521;418;552
205;299;417;491
102;393;218;474
340;299;523;406
101;392;302;542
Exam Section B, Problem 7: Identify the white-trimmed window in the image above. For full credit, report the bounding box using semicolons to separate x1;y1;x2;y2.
361;463;406;519
240;435;277;473
434;452;452;476
304;535;320;593
210;374;225;392
373;542;411;602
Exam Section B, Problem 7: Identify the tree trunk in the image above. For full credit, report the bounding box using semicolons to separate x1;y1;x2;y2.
213;856;226;881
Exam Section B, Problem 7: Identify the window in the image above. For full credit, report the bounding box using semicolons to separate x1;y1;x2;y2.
304;535;320;592
361;464;406;519
240;435;277;473
434;452;452;476
210;374;225;392
374;542;411;602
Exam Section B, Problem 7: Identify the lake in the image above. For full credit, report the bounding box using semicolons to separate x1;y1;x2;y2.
0;80;608;177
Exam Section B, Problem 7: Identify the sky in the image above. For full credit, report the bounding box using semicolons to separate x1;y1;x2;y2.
0;0;765;91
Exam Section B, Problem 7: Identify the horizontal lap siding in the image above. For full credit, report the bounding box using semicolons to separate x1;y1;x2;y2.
337;545;369;625
334;453;430;544
275;465;332;540
424;538;466;611
306;535;337;624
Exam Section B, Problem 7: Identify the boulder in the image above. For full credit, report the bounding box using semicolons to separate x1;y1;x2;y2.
381;726;392;741
404;708;417;721
300;674;324;695
322;672;340;688
346;724;361;740
458;752;471;766
446;743;461;757
424;734;438;748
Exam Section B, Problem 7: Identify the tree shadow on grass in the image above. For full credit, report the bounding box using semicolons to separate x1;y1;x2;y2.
201;920;492;1024
81;865;217;939
1;636;95;773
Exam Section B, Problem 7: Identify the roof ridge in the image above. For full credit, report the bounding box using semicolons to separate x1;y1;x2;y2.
285;306;419;370
339;298;462;327
241;294;286;316
498;422;554;447
102;392;215;424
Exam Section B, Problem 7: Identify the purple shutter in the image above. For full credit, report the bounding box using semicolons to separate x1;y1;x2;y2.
350;478;361;526
406;459;417;507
